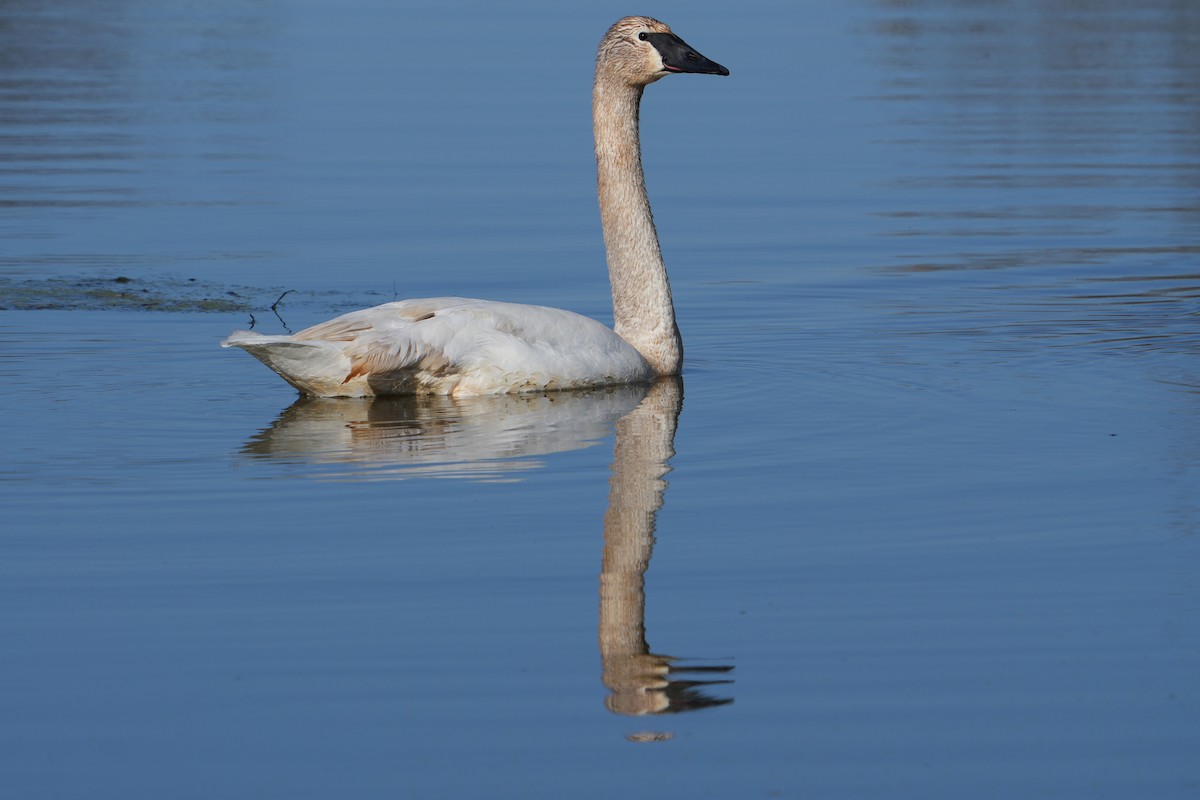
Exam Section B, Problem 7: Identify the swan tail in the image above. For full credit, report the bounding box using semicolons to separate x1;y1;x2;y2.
222;330;359;396
222;327;455;397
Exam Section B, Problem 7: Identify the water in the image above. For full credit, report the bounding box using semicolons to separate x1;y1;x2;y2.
2;1;1198;797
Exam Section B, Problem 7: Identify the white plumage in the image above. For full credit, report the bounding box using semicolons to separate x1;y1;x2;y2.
222;17;727;397
222;298;654;397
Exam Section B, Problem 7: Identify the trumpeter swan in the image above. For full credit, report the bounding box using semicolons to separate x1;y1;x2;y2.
222;17;728;397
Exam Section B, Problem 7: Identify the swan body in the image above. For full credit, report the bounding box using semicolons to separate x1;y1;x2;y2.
223;297;655;396
223;17;727;397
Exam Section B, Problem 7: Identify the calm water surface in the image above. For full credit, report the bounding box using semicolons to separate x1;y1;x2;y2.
2;1;1198;798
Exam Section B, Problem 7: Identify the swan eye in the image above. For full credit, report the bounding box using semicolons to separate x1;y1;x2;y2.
637;32;648;41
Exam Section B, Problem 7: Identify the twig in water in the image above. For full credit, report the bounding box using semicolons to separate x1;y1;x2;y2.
271;289;295;311
271;289;296;334
248;312;257;330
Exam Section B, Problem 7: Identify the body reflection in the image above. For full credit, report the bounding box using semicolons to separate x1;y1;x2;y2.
599;378;734;721
239;385;647;481
238;379;733;724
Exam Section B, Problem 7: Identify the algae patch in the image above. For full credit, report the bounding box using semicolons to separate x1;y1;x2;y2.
0;276;254;313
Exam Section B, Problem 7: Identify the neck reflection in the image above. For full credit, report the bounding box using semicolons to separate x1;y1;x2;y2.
599;377;733;720
236;379;734;722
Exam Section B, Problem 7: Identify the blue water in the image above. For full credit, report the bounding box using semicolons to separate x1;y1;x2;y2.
2;1;1198;798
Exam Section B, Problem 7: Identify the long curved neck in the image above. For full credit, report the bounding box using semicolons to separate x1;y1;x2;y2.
593;76;682;375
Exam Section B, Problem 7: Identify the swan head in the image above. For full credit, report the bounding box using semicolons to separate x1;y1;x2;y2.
597;16;729;87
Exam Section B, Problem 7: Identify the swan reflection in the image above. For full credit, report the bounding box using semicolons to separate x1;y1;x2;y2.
238;385;646;481
238;378;733;726
599;378;733;726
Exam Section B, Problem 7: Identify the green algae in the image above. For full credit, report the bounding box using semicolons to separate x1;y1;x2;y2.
0;276;257;313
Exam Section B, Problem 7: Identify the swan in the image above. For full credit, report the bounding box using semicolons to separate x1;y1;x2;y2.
222;16;728;397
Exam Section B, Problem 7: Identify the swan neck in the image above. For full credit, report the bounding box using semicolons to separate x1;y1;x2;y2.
593;77;681;376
